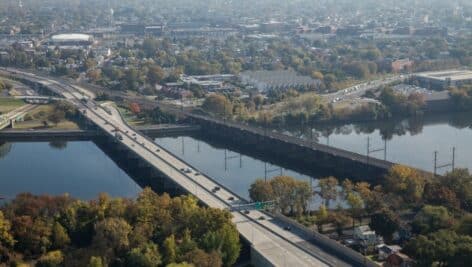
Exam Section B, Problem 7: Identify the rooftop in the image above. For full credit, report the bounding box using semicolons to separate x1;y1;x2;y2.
416;70;472;81
51;33;93;42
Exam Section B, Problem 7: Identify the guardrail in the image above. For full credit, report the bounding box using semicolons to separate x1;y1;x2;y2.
271;212;378;267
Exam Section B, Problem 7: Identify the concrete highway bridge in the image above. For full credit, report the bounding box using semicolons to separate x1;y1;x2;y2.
0;104;36;130
0;68;379;267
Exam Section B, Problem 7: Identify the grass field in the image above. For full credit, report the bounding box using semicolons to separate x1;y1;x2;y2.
0;98;25;113
14;105;79;130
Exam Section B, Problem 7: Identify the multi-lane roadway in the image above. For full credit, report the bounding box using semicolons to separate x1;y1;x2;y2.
2;68;353;267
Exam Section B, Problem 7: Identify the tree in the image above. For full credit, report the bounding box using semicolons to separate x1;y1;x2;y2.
184;249;222;267
318;177;339;205
0;211;14;248
385;165;426;203
311;71;324;80
201;224;240;267
163;235;177;264
329;213;352;236
87;256;105;267
166;263;194;267
87;69;102;82
147;65;165;85
346;192;364;226
129;102;141;114
248;179;274;202
315;204;329;232
202;94;233;117
147;106;176;124
404;230;472;267
51;222;70;249
36;250;64;267
369;208;399;241
93;217;132;255
47;110;65;125
456;214;472;236
423;182;460;209
412;205;453;235
439;169;472;211
126;242;162;267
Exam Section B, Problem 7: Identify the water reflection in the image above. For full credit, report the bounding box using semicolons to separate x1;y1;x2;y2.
49;140;68;150
156;136;345;210
0;141;141;200
0;142;12;159
274;111;472;174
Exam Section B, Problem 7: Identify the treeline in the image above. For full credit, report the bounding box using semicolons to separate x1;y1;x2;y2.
449;84;472;111
248;166;472;265
201;86;426;127
0;188;240;267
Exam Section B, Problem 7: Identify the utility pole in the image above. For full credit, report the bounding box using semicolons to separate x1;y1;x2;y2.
434;147;456;176
264;162;282;180
224;149;242;171
366;136;387;162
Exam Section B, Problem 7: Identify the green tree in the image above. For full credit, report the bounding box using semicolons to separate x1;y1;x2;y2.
51;222;70;249
163;235;177;264
369;208;399;241
412;205;453;235
37;250;64;267
166;262;194;267
93;217;132;254
315;205;329;232
184;249;222;267
126;242;162;267
202;224;240;267
87;256;105;267
0;211;14;248
404;230;472;267
456;214;472;236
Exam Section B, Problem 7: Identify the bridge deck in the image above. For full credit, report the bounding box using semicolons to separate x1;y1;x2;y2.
1;68;352;267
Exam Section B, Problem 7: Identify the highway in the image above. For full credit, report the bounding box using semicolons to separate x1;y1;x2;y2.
1;68;353;267
323;74;411;103
0;104;36;130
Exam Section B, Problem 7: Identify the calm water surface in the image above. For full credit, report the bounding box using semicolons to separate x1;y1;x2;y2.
277;112;472;175
0;141;141;201
2;112;471;209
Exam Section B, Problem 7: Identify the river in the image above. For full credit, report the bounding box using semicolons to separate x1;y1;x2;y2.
1;112;471;208
276;111;472;175
0;141;141;201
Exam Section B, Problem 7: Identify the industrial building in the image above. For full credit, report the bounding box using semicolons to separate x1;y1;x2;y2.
414;70;472;90
240;70;321;92
48;33;94;50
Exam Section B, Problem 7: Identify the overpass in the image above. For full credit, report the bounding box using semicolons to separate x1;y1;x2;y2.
0;104;36;130
0;68;376;267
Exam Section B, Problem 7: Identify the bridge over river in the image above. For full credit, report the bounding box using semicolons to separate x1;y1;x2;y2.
0;68;384;267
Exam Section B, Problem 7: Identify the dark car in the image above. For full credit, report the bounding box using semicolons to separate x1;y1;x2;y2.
258;216;265;220
283;226;291;231
228;196;235;201
243;210;250;215
213;186;221;191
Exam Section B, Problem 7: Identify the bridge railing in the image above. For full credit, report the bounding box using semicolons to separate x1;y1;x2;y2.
186;112;393;169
